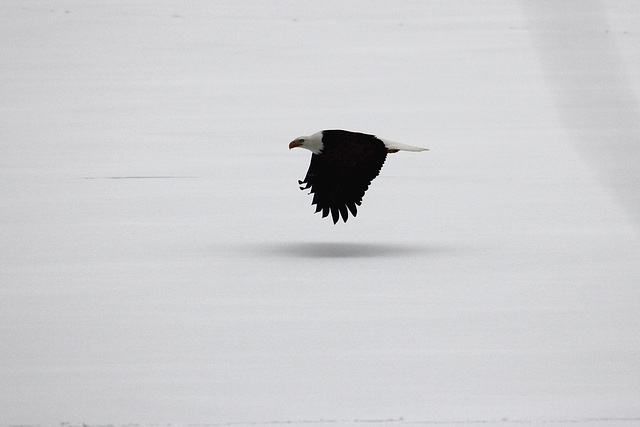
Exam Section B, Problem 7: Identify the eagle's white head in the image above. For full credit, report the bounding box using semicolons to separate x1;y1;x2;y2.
289;131;324;154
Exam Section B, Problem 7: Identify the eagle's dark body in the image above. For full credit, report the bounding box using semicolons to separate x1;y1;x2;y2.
298;130;388;224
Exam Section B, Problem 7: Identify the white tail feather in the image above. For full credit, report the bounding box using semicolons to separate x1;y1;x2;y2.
379;137;428;152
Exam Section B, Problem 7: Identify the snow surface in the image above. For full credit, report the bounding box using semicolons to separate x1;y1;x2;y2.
1;1;640;426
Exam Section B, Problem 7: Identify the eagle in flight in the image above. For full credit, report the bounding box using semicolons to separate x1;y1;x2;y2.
290;129;428;223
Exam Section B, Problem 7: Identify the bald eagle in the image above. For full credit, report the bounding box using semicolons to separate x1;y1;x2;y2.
289;129;428;224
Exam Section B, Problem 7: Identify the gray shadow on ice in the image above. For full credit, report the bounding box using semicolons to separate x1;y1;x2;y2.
250;242;444;258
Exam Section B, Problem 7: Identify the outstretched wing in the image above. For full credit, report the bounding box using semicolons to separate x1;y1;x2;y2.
298;131;388;223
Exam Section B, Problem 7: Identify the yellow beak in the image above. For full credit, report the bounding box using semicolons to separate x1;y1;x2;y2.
289;140;301;150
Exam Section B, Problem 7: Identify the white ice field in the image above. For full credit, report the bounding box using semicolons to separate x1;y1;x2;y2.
1;1;639;426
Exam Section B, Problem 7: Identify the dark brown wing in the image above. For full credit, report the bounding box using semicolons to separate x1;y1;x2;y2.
298;131;388;223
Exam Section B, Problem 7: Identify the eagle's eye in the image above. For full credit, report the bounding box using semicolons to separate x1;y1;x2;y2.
300;138;305;143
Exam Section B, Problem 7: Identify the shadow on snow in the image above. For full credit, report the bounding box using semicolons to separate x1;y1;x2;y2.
249;241;450;258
